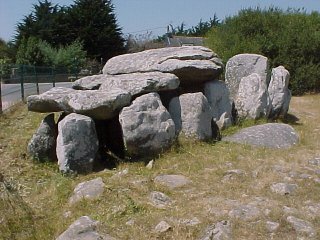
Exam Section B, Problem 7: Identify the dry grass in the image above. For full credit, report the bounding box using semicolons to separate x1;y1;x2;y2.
0;95;319;239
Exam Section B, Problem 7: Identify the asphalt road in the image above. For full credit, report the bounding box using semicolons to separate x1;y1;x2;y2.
1;82;72;111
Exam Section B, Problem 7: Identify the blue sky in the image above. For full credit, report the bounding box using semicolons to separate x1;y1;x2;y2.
1;0;320;42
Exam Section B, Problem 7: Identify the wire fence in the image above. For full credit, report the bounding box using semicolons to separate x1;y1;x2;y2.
0;64;99;113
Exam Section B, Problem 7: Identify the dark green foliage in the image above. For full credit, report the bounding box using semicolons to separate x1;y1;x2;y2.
16;37;47;66
206;7;320;95
15;0;125;62
169;14;221;37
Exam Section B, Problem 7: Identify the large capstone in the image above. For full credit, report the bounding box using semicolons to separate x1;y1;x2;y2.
204;80;232;129
102;46;223;86
56;113;99;174
169;92;213;140
27;113;57;161
223;123;299;149
119;92;175;157
235;73;271;119
27;87;131;120
225;54;268;101
99;72;180;96
268;66;291;118
72;74;106;90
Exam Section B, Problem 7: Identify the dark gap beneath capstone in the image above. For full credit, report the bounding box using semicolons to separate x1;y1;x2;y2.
94;116;125;170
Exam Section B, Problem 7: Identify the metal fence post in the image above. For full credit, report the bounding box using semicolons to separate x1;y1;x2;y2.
20;65;25;102
52;67;55;87
0;79;2;114
34;66;39;94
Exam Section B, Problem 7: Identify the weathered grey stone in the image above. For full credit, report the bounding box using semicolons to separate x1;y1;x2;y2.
270;183;298;195
154;174;191;189
72;74;106;90
154;221;172;233
199;220;232;240
56;216;115;240
28;87;131;120
27;87;75;112
222;169;246;183
103;46;223;86
57;113;99;174
223;123;299;149
69;177;105;204
225;53;268;101
266;221;280;233
179;217;201;226
204;80;232;129
119;93;175;157
228;204;261;221
67;89;131;119
308;157;320;166
268;66;291;118
99;72;180;96
149;191;172;208
235;73;271;119
27;113;57;161
286;216;316;238
169;92;213;140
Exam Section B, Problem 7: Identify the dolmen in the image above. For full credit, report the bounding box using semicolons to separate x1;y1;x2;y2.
27;46;294;174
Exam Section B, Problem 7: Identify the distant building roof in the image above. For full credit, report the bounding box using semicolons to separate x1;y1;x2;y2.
165;35;205;47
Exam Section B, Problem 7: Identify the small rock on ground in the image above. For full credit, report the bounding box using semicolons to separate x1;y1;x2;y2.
154;221;172;233
199;220;232;240
286;216;316;238
270;183;298;195
69;177;105;204
266;221;280;233
228;204;261;221
149;191;172;208
154;174;191;189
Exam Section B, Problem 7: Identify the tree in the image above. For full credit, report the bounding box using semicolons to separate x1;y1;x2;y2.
206;7;320;94
68;0;125;61
16;37;46;65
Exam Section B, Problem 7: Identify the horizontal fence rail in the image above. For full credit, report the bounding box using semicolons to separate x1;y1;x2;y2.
0;64;100;113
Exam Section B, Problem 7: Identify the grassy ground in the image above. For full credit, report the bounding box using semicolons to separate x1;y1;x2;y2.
0;95;319;239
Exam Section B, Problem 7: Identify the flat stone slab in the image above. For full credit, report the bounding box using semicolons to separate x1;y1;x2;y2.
223;123;299;149
154;174;191;189
27;87;131;120
69;177;105;204
56;216;115;240
103;46;223;85
99;72;180;96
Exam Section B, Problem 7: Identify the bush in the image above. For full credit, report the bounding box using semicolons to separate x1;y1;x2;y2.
206;7;320;95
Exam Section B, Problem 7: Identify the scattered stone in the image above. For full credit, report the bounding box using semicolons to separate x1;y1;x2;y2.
27;113;57;162
286;216;316;238
56;216;114;240
303;202;320;217
266;221;280;233
179;217;201;226
169;92;213;140
56;113;99;174
146;160;154;170
270;183;298;195
235;73;271;119
228;204;261;221
308;158;320;166
204;80;232;129
63;211;72;218
222;169;246;182
69;177;105;204
126;219;135;226
268;66;291;118
225;53;268;101
299;173;312;179
149;191;172;208
99;72;180;96
154;220;172;233
111;168;129;179
154;174;191;189
103;46;223;86
119;93;175;157
199;220;232;240
223;123;299;149
283;206;299;215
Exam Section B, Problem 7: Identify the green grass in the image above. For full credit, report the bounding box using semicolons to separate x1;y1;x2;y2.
0;95;320;239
